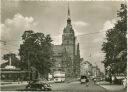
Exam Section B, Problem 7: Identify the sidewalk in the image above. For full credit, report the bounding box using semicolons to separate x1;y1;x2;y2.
0;81;28;87
100;84;125;91
97;81;126;91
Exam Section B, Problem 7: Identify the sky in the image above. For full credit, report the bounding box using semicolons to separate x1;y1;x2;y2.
1;0;124;72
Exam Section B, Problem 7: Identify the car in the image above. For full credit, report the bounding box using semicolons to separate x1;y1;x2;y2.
122;78;127;88
26;83;45;91
25;80;52;91
80;75;87;84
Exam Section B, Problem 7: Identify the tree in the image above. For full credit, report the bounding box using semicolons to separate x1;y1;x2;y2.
19;30;53;78
1;53;21;68
102;4;127;75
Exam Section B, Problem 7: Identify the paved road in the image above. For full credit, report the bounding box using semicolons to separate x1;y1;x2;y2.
52;81;107;92
1;81;126;92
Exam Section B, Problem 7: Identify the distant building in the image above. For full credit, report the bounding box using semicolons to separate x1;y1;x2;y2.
92;66;101;77
51;6;81;78
80;61;92;76
80;60;102;78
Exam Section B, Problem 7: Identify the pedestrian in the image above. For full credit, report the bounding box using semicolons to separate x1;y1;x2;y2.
21;77;23;83
86;78;89;86
122;77;127;88
112;76;114;82
93;78;96;84
18;77;20;84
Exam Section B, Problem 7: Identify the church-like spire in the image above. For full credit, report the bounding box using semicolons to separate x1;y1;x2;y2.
67;1;71;25
68;2;70;18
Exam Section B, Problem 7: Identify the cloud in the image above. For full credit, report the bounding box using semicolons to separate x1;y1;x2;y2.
1;13;38;57
72;21;89;27
1;13;37;41
102;19;116;32
93;19;116;43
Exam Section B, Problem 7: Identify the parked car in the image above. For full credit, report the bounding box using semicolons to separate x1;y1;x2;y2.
25;79;52;91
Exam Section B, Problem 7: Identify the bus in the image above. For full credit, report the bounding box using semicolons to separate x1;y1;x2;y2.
53;71;65;83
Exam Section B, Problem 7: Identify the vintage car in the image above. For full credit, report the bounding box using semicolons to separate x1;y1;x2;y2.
25;79;52;91
80;75;87;84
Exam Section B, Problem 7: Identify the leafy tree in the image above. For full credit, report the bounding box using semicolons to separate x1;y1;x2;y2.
19;30;53;78
1;53;21;68
102;4;127;75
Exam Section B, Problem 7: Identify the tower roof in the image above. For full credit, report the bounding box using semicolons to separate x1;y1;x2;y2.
63;2;74;34
67;2;71;24
67;2;70;19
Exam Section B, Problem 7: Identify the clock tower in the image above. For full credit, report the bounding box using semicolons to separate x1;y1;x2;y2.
62;6;75;62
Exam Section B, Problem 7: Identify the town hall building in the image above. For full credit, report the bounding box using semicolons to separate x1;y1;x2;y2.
51;7;81;78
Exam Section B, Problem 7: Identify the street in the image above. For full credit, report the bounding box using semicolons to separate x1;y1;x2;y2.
52;81;107;92
1;81;126;92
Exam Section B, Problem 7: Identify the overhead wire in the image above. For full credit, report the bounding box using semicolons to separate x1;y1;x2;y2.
1;30;107;43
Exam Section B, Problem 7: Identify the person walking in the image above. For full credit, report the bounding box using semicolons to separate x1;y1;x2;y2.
93;78;96;84
18;77;20;84
122;77;127;88
86;78;89;86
